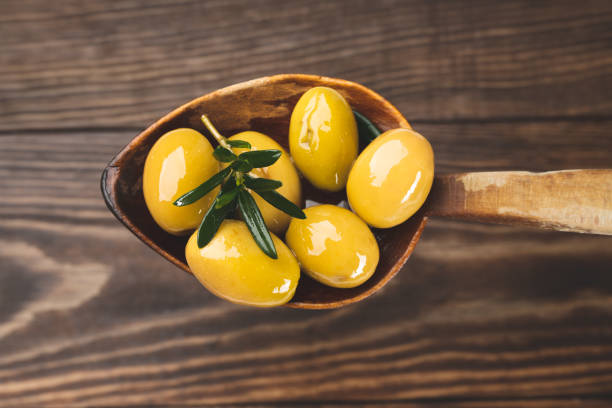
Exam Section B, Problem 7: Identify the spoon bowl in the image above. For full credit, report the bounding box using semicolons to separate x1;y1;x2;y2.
101;74;427;309
102;74;612;309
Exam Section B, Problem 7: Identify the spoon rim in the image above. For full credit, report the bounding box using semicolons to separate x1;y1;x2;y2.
101;73;425;309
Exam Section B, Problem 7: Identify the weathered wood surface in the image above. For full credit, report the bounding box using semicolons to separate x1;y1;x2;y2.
427;169;612;235
1;0;612;406
2;0;612;131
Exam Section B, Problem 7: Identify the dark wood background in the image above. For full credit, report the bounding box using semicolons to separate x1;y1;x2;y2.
1;0;612;406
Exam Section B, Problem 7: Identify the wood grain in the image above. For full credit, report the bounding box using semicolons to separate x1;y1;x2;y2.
199;403;612;408
2;122;612;405
2;0;612;131
427;170;612;235
2;0;612;405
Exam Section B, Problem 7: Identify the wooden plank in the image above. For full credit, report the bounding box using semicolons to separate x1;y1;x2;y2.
73;401;612;408
2;0;612;131
0;123;611;406
0;119;609;229
218;402;612;408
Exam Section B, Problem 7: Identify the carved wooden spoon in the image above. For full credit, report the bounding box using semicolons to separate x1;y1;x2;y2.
101;74;612;309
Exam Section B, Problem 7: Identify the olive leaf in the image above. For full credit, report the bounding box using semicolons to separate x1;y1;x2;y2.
196;189;237;248
230;159;253;173
255;190;306;219
239;149;281;168
244;174;282;191
353;110;381;145
226;139;251;149
237;188;278;259
214;187;239;209
173;167;231;207
213;146;237;162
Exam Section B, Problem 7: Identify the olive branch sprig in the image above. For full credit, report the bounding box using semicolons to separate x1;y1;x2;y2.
173;115;305;259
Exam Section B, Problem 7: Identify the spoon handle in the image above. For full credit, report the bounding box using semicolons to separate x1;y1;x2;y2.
425;169;612;235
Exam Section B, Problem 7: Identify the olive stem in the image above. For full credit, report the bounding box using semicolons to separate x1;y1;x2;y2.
235;172;244;186
201;115;232;150
201;114;263;183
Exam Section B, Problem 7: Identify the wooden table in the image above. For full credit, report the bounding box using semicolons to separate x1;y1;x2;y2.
2;1;612;406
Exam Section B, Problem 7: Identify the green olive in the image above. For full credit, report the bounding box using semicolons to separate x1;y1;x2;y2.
347;128;434;228
227;131;301;234
285;204;379;288
185;219;300;307
289;86;358;191
143;128;219;235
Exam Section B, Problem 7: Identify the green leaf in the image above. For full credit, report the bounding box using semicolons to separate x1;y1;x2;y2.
353;110;381;145
255;190;306;219
231;159;253;173
239;149;281;168
196;190;237;248
215;187;239;209
244;174;282;191
226;139;251;149
173;167;231;207
213;146;237;162
237;188;277;259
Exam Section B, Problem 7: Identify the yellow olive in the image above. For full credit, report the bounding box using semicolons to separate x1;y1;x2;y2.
227;131;301;234
285;204;379;288
185;219;300;307
289;86;358;191
143;128;220;235
347;128;434;229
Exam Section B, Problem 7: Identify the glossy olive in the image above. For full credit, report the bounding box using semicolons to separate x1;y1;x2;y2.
285;205;379;288
289;86;358;191
227;131;301;234
347;128;434;228
185;219;300;307
143;128;220;235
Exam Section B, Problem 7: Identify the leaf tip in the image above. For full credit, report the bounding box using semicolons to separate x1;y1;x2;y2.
266;247;279;259
196;230;205;248
197;231;213;249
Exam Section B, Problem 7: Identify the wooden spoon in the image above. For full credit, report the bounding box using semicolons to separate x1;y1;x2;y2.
101;74;612;309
